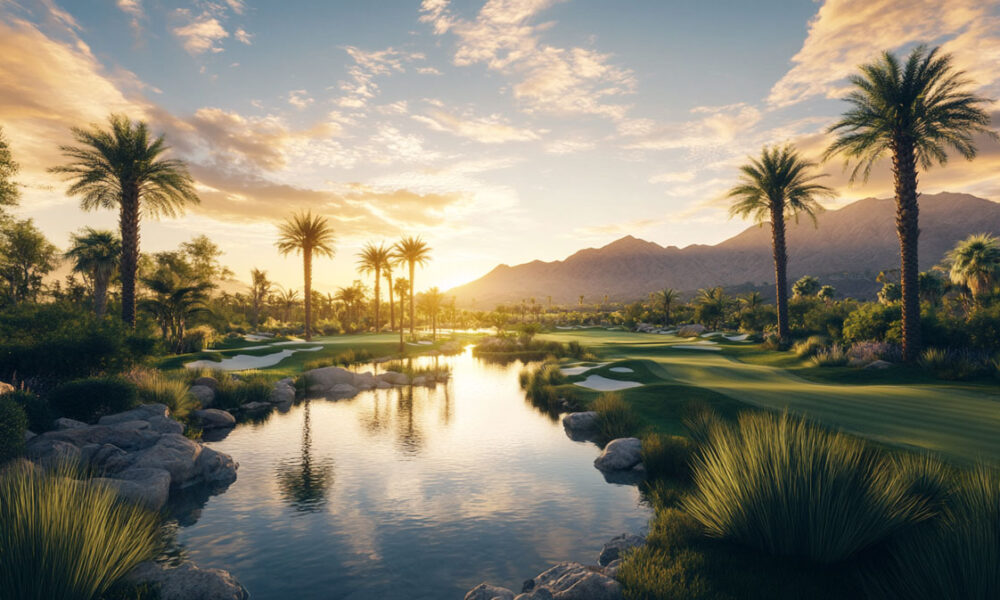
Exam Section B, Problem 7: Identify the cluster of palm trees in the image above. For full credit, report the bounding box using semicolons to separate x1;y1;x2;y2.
730;45;994;360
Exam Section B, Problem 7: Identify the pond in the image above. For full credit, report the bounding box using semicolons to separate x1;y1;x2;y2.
171;348;651;599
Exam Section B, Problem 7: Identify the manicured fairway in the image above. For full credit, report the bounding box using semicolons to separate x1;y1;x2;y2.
541;330;1000;465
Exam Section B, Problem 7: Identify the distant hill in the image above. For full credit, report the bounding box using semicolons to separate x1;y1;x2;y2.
448;192;1000;307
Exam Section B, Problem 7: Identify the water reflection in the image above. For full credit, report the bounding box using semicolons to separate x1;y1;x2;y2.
275;400;334;512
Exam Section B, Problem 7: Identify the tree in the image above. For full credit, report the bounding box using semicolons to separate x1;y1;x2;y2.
393;277;410;350
181;235;233;283
392;237;431;340
0;127;20;214
792;275;821;298
51;114;199;327
65;228;121;317
418;287;445;341
825;46;994;361
249;268;272;327
357;242;392;333
384;263;395;332
276;211;335;341
918;271;947;306
946;233;1000;302
652;288;679;325
0;219;58;305
695;286;731;330
817;285;836;302
728;144;834;339
139;270;211;352
275;288;300;324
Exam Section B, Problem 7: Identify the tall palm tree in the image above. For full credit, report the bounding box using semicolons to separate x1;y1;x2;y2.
249;268;272;328
139;270;212;352
946;233;1000;302
419;287;445;341
51;114;199;327
357;242;392;333
384;263;395;332
825;46;994;361
276;211;335;341
652;288;678;325
394;277;410;350
65;228;121;318
728;144;834;340
392;237;431;340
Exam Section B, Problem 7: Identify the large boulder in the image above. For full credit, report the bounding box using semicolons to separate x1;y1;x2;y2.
126;561;248;600
195;445;239;488
304;366;356;392
354;371;377;390
192;376;219;390
526;562;621;600
81;443;131;473
677;324;706;337
189;385;216;408
25;438;81;466
377;371;410;386
562;412;599;438
191;409;236;430
465;584;515;600
54;417;88;430
329;383;359;397
31;425;160;452
148;415;185;435
241;401;270;412
269;382;295;404
129;434;202;486
98;404;170;426
594;438;643;471
93;468;171;510
598;534;645;566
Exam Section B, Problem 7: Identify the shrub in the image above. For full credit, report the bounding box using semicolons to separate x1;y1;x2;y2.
761;333;789;351
520;361;569;414
127;369;197;420
964;304;1000;352
7;389;52;433
0;461;159;600
842;303;901;344
847;341;902;363
811;344;848;367
793;335;828;358
683;412;937;563
641;433;693;482
0;395;28;463
214;371;273;410
48;377;139;423
918;348;992;380
593;393;641;443
178;325;219;353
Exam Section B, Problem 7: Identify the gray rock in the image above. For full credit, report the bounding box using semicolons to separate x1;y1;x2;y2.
598;534;645;566
530;562;621;600
377;371;410;386
24;430;36;442
94;468;171;510
81;443;130;473
354;372;376;390
241;401;270;412
411;376;427;386
330;383;359;397
594;438;643;471
129;434;202;485
269;383;295;404
126;561;248;600
54;417;89;430
465;583;515;600
602;559;623;579
304;366;356;391
191;409;236;430
148;416;185;435
25;438;81;466
865;360;893;370
109;419;151;431
192;376;219;390
195;445;238;488
515;590;554;600
277;377;295;387
98;404;170;426
375;380;392;389
189;385;216;408
677;324;707;337
562;412;599;434
28;425;160;453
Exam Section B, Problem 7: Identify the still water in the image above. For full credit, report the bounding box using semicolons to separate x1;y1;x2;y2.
173;348;650;599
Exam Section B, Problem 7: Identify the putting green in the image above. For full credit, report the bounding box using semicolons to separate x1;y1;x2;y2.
542;330;1000;465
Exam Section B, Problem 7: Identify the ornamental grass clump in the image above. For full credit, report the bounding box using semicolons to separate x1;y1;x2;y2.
683;412;938;563
127;368;197;419
593;392;640;443
0;461;160;600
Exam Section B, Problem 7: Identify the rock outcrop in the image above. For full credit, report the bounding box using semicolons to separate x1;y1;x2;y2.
303;366;442;397
593;438;643;472
191;409;236;430
562;412;599;441
126;561;248;600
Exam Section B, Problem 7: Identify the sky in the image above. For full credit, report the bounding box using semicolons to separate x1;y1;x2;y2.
1;0;999;295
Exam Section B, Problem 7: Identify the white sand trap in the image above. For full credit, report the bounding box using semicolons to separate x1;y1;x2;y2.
559;362;609;376
671;344;722;352
701;332;724;338
574;375;643;391
725;334;750;342
418;341;434;345
609;367;634;373
244;334;271;342
185;346;323;371
555;326;575;330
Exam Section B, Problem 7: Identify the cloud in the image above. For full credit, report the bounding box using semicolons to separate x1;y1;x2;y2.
649;170;696;184
622;103;762;151
574;217;663;237
172;11;229;55
544;138;595;154
412;106;539;143
335;46;426;108
421;0;635;120
116;0;143;32
234;28;252;45
417;66;443;75
287;89;314;109
768;0;1000;107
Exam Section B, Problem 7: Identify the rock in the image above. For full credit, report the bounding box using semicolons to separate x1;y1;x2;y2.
677;324;707;337
195;445;238;488
411;376;427;386
354;372;376;390
269;383;295;404
277;377;294;387
54;417;89;430
148;415;185;435
304;366;356;392
0;381;14;395
377;371;410;386
94;468;171;510
594;438;643;471
602;559;623;579
375;380;392;389
126;561;248;600
25;438;81;466
241;401;270;412
189;385;216;408
28;425;160;453
562;412;599;435
98;404;170;426
192;376;219;390
465;583;515;600
24;430;36;442
108;419;151;431
865;360;893;370
329;383;359;397
529;562;621;600
129;434;202;486
191;409;236;430
515;590;554;600
847;357;868;368
598;534;645;566
81;443;130;473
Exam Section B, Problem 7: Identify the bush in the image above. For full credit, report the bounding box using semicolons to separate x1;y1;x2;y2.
683;412;938;563
918;348;992;380
964;304;1000;352
847;341;902;363
0;395;27;463
842;303;901;345
641;433;693;481
127;369;197;420
178;325;219;353
811;344;848;367
520;361;570;414
761;333;789;351
214;371;273;410
793;335;828;358
7;389;51;433
593;393;641;443
0;461;159;600
48;377;139;423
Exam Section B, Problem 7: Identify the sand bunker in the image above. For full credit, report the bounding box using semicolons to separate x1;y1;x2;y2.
244;334;272;342
671;345;722;352
185;346;323;371
574;375;643;391
609;367;634;373
724;334;751;342
701;332;724;338
559;362;608;376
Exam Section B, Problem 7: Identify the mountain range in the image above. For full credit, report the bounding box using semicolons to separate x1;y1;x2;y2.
448;192;1000;307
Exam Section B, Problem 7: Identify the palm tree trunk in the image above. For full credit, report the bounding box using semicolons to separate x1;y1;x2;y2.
94;274;109;318
408;261;415;340
120;188;140;327
303;250;313;341
398;286;405;351
893;136;921;362
373;266;381;333
386;273;395;331
770;201;790;340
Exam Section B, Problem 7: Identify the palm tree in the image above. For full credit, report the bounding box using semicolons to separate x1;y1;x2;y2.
825;45;994;361
695;286;731;330
392;237;431;340
946;233;1000;302
51;114;199;327
817;285;836;302
276;211;335;341
728;144;834;340
357;242;392;333
65;228;121;317
419;287;445;341
139;270;211;352
249;268;272;328
384;263;395;332
275;288;300;324
393;277;410;350
792;275;821;298
652;288;678;325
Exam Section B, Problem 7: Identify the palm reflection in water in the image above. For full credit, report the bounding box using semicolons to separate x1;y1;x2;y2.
276;400;334;512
